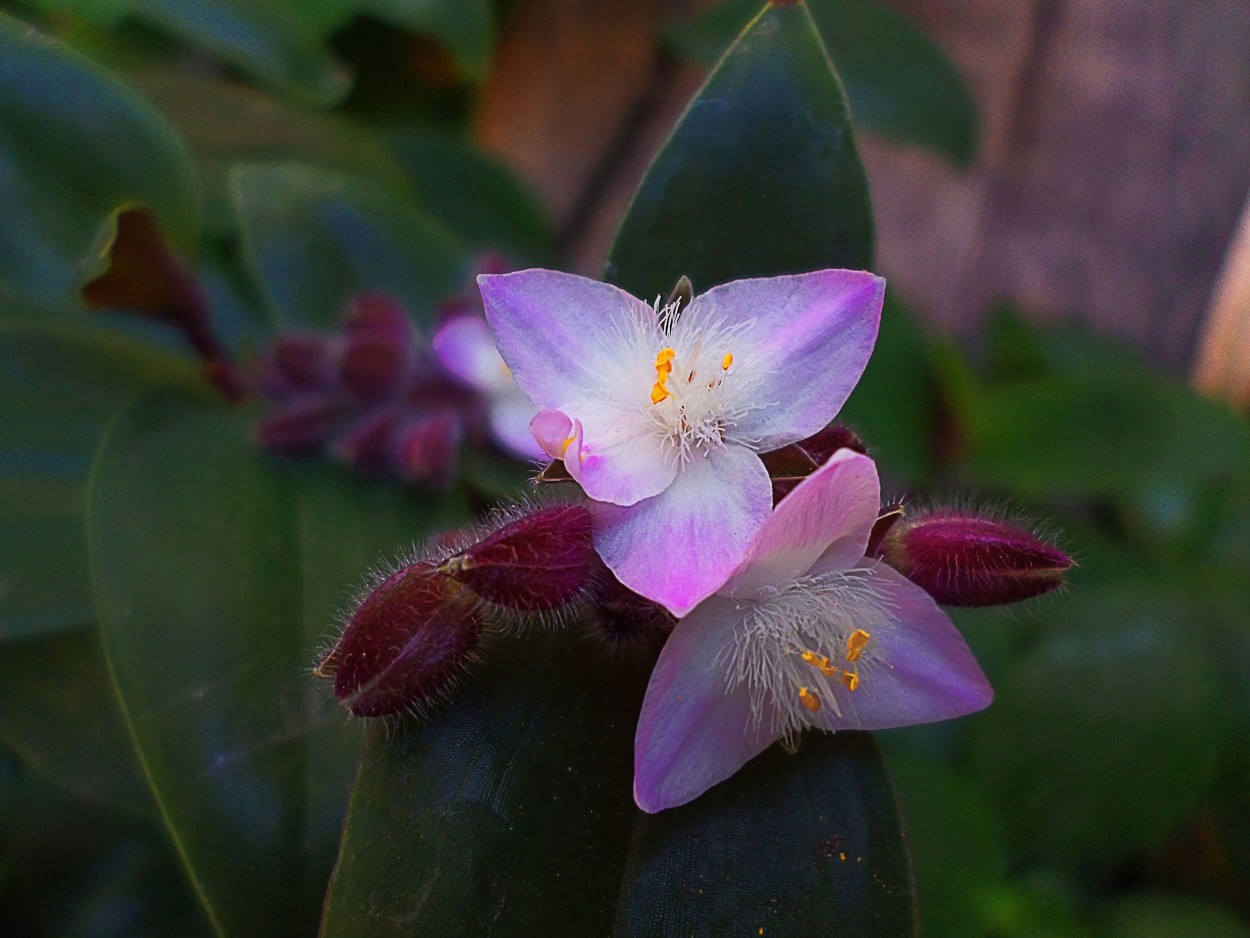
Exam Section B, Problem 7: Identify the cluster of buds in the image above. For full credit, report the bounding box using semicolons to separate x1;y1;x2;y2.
317;501;674;717
254;292;483;488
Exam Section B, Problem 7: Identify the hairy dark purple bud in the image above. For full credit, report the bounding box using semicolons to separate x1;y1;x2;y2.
255;399;349;455
441;505;600;611
339;293;414;401
795;423;867;464
877;510;1074;607
327;563;482;718
761;423;867;502
586;574;675;648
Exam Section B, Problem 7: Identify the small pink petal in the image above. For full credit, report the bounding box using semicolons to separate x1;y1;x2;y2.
633;595;777;813
727;450;880;596
562;401;675;507
529;409;574;460
691;270;884;451
810;562;994;731
478;269;660;410
591;444;772;616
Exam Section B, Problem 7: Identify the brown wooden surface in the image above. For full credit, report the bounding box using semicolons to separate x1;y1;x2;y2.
473;0;1250;374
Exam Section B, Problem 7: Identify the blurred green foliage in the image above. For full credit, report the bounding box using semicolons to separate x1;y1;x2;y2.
0;0;1247;935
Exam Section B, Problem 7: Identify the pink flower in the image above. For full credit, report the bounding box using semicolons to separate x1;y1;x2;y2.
632;450;993;812
477;269;885;615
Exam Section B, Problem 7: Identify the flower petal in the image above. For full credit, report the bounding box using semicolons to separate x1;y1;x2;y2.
633;595;778;813
432;315;512;393
562;399;675;506
591;444;772;615
811;562;993;732
478;269;660;409
725;449;880;597
488;392;545;460
529;408;574;460
692;270;884;451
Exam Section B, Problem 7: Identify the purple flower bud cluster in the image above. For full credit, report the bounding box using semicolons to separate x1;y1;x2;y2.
318;503;674;717
254;293;479;488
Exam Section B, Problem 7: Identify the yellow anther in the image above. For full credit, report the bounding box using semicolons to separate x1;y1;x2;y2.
798;686;821;712
654;347;675;373
722;352;733;371
845;629;871;662
650;348;676;405
650;382;670;404
800;649;839;678
841;670;860;693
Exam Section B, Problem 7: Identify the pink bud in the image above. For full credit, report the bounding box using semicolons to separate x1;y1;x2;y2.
441;505;600;611
330;563;482;718
331;410;401;475
256;334;337;399
339;293;414;401
254;399;348;455
878;510;1074;607
394;413;463;488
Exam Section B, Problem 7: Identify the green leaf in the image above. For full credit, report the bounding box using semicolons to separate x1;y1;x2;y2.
359;0;495;82
961;370;1250;501
664;0;977;167
607;0;874;298
129;0;350;106
0;628;154;818
321;636;652;938
133;67;411;235
1099;895;1250;938
839;294;937;482
232;162;468;330
613;733;915;937
0;315;199;639
0;12;200;308
389;127;554;263
88;388;470;936
969;587;1225;872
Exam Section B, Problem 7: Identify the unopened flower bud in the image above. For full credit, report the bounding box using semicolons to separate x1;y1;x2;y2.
257;334;337;398
340;293;414;401
761;423;867;501
329;562;482;718
586;574;674;648
440;504;600;611
331;410;401;475
394;413;462;488
794;423;867;465
877;510;1074;607
255;399;348;455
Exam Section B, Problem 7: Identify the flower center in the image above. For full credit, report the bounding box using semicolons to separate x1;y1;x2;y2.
716;568;894;738
644;343;737;464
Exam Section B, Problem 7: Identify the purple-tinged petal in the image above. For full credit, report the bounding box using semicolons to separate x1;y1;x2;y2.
810;562;993;732
562;401;675;506
726;449;880;597
591;444;772;616
633;595;777;813
433;315;513;393
691;270;884;451
478;269;660;409
488;392;545;460
529;409;575;460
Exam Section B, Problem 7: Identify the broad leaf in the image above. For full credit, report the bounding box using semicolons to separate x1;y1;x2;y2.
664;0;977;167
89;388;470;936
606;0;874;298
612;733;915;937
360;0;495;82
0;12;199;308
232;162;467;330
0;315;199;639
321;637;653;938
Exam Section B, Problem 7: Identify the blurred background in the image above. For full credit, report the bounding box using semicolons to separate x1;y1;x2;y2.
2;1;1249;936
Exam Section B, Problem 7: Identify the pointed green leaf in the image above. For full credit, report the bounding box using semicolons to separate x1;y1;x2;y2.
607;1;874;299
612;733;915;936
0;12;200;308
321;637;652;938
232;163;468;330
0;315;199;639
88;388;470;936
664;0;977;166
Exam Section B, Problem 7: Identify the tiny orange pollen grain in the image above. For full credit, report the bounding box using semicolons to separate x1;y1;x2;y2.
798;686;821;712
845;629;870;662
722;352;734;370
841;670;860;693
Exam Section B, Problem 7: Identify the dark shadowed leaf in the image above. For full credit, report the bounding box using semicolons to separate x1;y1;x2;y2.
606;1;874;298
0;314;199;639
232;162;467;330
664;0;977;167
613;733;915;937
88;387;470;936
359;0;495;81
0;12;199;308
